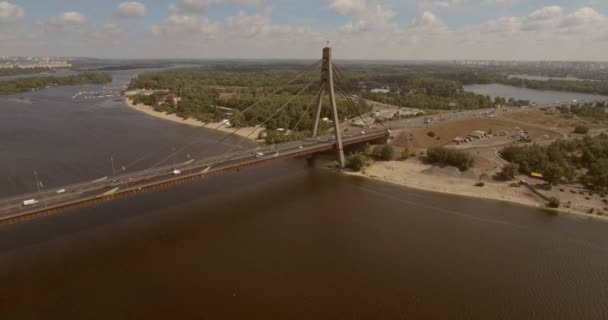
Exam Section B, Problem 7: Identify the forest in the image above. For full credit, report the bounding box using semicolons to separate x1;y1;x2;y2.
128;66;370;138
0;67;61;77
0;72;112;95
500;134;608;188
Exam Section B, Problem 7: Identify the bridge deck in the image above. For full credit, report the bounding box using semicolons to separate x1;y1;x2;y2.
0;130;389;225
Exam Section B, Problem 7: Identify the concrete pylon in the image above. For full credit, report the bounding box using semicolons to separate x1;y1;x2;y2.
312;47;346;168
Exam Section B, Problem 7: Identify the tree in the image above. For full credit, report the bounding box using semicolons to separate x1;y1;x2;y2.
547;197;561;208
346;153;369;171
574;126;590;134
543;163;564;186
588;159;608;189
427;131;436;138
371;144;394;161
499;163;519;180
401;147;411;160
426;146;474;171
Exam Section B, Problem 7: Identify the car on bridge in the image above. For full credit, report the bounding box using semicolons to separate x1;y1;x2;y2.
22;199;39;206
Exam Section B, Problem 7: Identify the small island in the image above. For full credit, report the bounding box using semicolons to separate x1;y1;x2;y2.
0;72;112;96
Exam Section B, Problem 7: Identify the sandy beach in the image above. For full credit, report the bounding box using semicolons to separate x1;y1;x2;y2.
347;160;608;222
125;98;263;142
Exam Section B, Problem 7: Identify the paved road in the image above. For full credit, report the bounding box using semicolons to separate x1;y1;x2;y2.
0;130;388;222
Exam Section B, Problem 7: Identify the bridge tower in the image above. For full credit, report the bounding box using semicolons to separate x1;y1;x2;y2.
313;46;346;168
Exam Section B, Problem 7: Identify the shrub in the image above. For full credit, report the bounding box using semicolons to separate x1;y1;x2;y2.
401;148;411;160
574;126;589;134
543;163;564;186
345;153;369;171
426;146;475;171
547;197;561;208
588;159;608;189
371;144;395;161
427;131;436;138
499;163;519;181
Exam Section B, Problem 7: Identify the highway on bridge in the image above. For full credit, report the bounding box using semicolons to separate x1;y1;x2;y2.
0;129;388;224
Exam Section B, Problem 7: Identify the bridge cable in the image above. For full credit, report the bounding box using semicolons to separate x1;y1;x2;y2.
150;67;322;169
331;66;374;128
206;79;321;164
333;82;371;129
291;86;323;132
332;63;390;131
145;60;322;170
124;60;322;170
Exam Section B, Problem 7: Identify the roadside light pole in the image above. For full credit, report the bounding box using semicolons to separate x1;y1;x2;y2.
34;170;47;208
34;170;40;194
110;155;116;177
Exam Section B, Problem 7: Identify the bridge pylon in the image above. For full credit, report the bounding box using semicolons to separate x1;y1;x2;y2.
313;46;346;168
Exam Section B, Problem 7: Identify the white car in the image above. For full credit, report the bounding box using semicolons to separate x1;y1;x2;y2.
56;189;66;194
361;131;366;134
172;169;182;175
255;152;264;158
23;199;39;206
298;145;304;149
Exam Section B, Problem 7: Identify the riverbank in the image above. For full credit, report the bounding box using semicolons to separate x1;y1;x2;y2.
346;160;608;222
125;98;262;142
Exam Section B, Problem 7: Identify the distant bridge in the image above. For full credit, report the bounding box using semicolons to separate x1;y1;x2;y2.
0;47;389;225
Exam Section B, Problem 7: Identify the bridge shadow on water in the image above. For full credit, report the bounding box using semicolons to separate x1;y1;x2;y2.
0;160;338;253
2;158;608;319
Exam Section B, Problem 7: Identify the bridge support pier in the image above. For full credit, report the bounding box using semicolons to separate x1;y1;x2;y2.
306;156;316;168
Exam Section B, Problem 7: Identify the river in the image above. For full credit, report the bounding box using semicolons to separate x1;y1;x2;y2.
1;69;608;319
508;74;597;82
464;83;608;104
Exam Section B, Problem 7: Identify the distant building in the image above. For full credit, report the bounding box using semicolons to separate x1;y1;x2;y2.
158;95;181;106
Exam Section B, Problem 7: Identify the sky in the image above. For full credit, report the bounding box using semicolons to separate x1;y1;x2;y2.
1;0;608;60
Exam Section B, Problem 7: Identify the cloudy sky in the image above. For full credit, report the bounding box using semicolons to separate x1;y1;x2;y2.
1;0;607;60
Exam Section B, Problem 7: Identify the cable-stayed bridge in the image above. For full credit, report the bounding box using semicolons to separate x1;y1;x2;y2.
0;47;389;224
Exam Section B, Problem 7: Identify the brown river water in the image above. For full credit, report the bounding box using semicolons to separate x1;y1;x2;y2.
1;69;607;319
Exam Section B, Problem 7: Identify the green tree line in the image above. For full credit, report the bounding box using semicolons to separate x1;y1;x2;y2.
128;67;371;134
0;72;112;96
500;134;608;188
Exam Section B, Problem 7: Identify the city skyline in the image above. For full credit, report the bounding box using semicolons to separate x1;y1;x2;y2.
1;0;607;60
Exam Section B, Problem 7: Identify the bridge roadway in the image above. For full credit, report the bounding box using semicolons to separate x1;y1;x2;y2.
0;129;389;224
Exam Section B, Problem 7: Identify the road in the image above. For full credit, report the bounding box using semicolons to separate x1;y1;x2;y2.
0;129;388;223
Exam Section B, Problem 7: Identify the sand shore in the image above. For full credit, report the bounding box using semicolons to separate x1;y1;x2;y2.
347;160;608;222
124;98;263;142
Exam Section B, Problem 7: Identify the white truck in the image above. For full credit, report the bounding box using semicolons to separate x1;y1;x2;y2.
22;199;39;206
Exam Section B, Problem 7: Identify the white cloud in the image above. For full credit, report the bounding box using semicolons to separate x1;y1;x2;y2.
424;0;465;10
422;0;513;10
560;7;606;29
225;10;314;38
117;2;146;18
411;11;445;28
329;0;366;15
339;4;396;34
0;1;24;24
480;0;513;5
3;3;608;61
169;0;265;14
528;6;563;21
48;12;87;26
152;14;219;36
